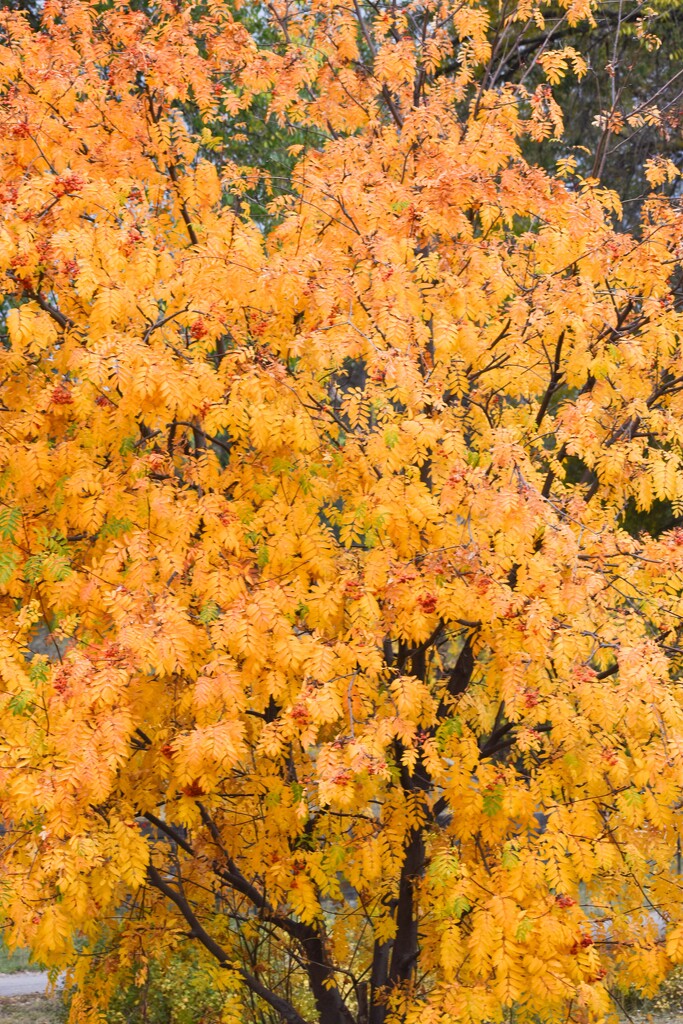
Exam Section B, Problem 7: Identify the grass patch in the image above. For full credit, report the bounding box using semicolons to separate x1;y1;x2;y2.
0;943;42;974
0;995;62;1024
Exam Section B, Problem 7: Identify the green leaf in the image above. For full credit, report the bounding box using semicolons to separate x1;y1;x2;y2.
253;481;276;500
385;428;399;450
44;554;72;582
325;844;346;871
443;895;470;921
23;554;45;583
436;716;462;750
8;690;32;716
119;435;137;455
502;841;520;869
0;551;18;585
623;786;643;807
198;601;220;624
100;516;133;540
427;851;460;886
482;784;504;817
47;533;69;555
28;658;49;683
0;507;20;541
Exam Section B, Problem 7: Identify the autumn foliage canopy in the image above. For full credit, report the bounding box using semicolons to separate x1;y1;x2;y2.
1;0;683;1021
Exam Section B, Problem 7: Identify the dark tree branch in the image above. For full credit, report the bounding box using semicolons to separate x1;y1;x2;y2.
435;634;475;721
142;305;190;344
535;330;565;429
6;271;74;330
194;804;355;1024
143;812;193;856
368;937;392;1024
171;420;231;456
167;161;200;247
387;825;424;988
146;862;310;1024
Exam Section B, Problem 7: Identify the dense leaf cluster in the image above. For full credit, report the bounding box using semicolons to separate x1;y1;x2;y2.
0;3;682;1024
